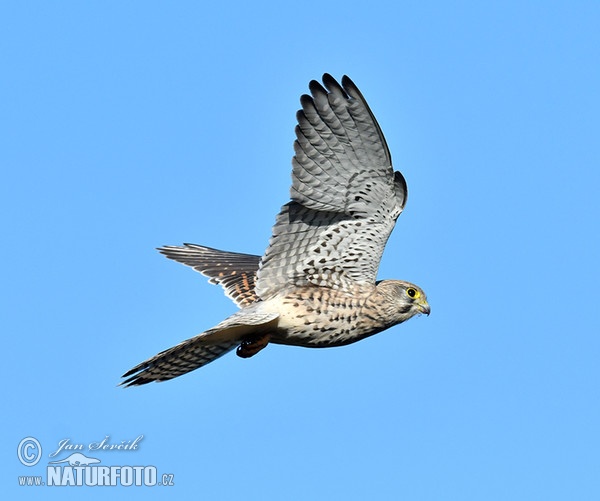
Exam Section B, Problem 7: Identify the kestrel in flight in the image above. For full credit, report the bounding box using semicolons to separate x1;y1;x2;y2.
121;74;430;386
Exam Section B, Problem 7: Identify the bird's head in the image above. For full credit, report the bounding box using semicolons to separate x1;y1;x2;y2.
375;279;430;324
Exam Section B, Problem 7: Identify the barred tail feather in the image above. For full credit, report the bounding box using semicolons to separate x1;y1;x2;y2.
157;244;260;307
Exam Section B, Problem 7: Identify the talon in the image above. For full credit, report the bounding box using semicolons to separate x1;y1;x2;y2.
236;334;271;358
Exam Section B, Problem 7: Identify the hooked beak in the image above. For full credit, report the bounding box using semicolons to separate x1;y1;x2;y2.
417;300;431;316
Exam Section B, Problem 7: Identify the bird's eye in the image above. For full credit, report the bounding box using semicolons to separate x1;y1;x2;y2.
407;287;420;299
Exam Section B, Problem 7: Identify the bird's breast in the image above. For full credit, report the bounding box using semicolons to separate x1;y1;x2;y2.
262;285;387;347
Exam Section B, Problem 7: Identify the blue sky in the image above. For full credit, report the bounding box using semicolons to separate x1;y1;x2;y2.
2;1;599;499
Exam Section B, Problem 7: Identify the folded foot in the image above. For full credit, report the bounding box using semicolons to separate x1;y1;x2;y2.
236;334;271;358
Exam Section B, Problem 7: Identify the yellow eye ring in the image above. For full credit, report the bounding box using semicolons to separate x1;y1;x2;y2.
407;287;420;299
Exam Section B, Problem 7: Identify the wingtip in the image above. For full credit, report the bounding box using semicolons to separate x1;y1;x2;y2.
118;375;136;388
119;369;156;388
341;74;353;86
308;78;327;96
341;74;360;98
321;72;335;85
321;73;348;98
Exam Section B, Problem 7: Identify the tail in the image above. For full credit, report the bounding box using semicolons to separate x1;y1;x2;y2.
120;340;238;387
157;244;260;307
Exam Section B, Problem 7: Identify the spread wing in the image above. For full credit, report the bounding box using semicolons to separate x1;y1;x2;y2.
157;244;260;307
255;74;407;300
121;307;279;386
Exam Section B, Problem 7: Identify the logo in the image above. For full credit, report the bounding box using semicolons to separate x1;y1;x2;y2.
17;437;42;467
17;435;175;488
49;453;100;466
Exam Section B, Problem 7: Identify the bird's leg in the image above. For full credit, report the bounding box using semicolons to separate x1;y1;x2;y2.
236;333;271;358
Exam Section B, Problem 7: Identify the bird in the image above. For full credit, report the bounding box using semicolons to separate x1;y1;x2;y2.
121;74;430;387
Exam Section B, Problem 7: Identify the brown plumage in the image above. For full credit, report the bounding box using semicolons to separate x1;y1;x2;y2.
121;74;429;387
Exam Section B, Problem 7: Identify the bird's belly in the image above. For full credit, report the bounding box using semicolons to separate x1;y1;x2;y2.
265;286;382;348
